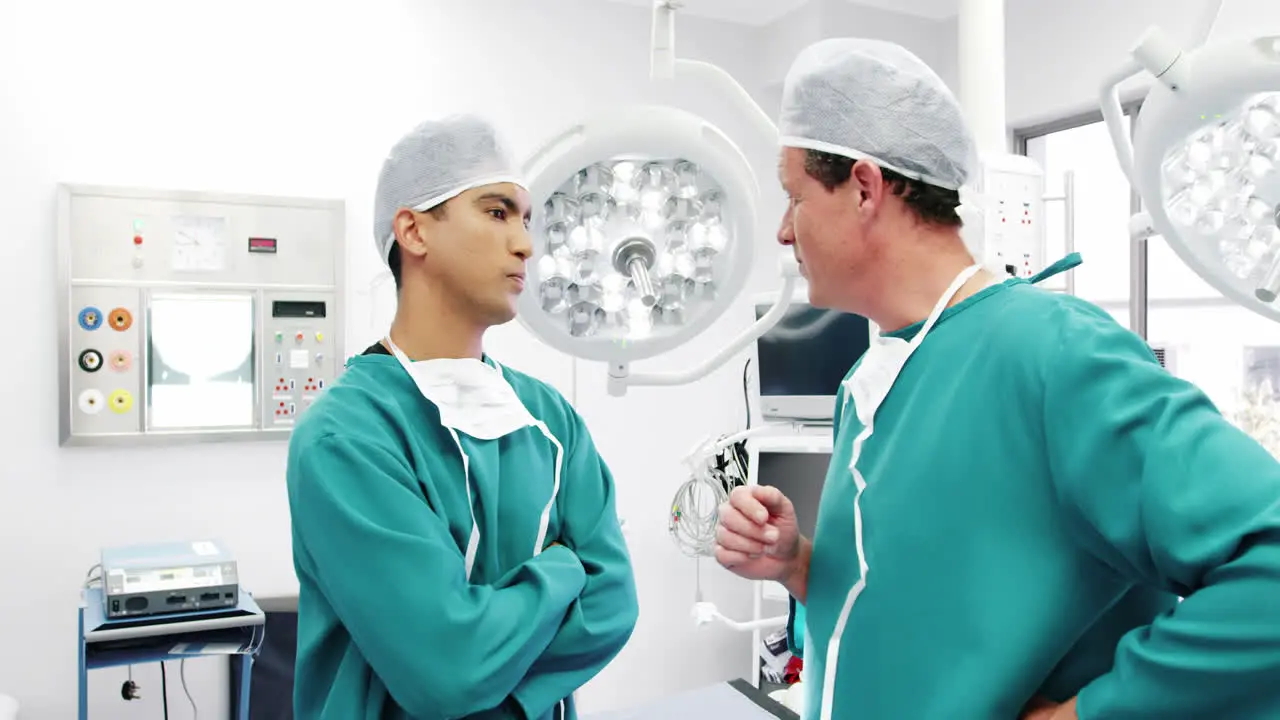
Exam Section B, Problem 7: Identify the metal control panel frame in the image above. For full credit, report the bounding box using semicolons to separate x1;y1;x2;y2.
57;184;346;447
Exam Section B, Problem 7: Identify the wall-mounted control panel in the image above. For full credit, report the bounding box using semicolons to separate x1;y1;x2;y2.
58;184;345;446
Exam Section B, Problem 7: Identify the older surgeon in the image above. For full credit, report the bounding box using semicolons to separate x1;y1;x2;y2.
715;38;1280;720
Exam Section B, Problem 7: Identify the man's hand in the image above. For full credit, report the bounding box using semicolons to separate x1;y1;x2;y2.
1020;696;1078;720
714;485;803;583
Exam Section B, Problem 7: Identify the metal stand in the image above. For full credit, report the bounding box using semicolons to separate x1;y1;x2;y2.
78;586;264;720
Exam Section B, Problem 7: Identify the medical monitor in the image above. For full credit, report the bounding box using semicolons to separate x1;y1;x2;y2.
753;291;871;424
755;450;829;538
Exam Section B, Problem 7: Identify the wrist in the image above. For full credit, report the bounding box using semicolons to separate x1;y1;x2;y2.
780;537;812;604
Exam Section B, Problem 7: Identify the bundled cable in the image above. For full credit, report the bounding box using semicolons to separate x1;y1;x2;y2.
669;460;732;558
669;425;786;557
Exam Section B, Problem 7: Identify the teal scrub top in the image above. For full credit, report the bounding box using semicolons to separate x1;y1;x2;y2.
286;350;639;720
790;267;1280;719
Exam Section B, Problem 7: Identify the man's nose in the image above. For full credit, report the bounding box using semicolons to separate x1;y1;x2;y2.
512;226;533;260
777;207;796;246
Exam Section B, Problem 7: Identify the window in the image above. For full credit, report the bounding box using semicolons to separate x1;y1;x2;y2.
1021;112;1138;324
1018;111;1280;454
1245;346;1280;398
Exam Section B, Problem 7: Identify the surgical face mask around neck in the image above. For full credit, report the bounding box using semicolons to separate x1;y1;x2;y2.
386;341;538;440
384;337;564;584
426;360;539;439
848;336;911;426
845;264;981;427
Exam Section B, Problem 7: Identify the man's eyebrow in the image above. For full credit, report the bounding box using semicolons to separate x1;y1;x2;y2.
474;192;530;217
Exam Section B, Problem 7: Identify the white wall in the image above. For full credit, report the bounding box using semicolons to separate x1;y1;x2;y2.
751;0;960;118
0;0;778;716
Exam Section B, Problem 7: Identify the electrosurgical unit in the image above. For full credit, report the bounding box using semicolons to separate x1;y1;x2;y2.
100;540;240;620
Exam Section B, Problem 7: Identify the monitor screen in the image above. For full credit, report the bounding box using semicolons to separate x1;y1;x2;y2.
754;303;871;399
756;451;831;538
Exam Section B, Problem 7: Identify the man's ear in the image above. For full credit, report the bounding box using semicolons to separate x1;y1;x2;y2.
393;208;429;259
849;161;887;216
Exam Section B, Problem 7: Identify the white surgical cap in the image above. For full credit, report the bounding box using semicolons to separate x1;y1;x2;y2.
372;115;524;264
779;38;977;191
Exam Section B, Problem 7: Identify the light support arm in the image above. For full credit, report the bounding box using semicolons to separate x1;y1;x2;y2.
1100;55;1145;186
1100;0;1225;192
671;60;779;147
650;0;779;146
693;601;788;632
1101;22;1201;187
1190;0;1226;48
650;0;680;80
606;253;802;396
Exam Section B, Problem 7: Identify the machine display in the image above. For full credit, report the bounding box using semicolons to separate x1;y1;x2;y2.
753;295;871;424
57;184;345;446
101;540;240;620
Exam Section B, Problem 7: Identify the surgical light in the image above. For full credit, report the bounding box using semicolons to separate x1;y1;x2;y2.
517;1;801;397
521;107;755;357
1101;5;1280;320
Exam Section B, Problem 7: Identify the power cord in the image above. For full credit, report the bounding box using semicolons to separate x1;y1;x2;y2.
157;660;199;719
180;659;198;719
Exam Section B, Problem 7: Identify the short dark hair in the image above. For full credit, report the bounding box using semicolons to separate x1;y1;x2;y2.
388;203;448;290
802;149;961;228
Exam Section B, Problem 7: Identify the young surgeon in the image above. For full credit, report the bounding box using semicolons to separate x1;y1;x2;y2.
286;115;639;720
714;39;1280;720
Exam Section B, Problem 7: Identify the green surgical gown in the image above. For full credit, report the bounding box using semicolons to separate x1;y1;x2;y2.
287;352;639;720
790;277;1280;719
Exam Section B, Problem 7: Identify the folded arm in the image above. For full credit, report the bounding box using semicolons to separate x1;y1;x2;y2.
1043;303;1280;719
510;408;640;718
290;433;587;719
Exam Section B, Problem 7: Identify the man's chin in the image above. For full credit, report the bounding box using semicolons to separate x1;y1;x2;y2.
486;307;519;327
803;281;822;307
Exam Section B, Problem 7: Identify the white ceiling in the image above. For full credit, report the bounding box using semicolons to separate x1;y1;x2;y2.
601;0;960;26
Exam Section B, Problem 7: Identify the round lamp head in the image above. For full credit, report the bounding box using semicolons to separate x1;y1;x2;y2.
518;105;759;363
1134;35;1280;319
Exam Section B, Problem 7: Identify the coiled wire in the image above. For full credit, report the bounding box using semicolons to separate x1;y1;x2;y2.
669;464;730;558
